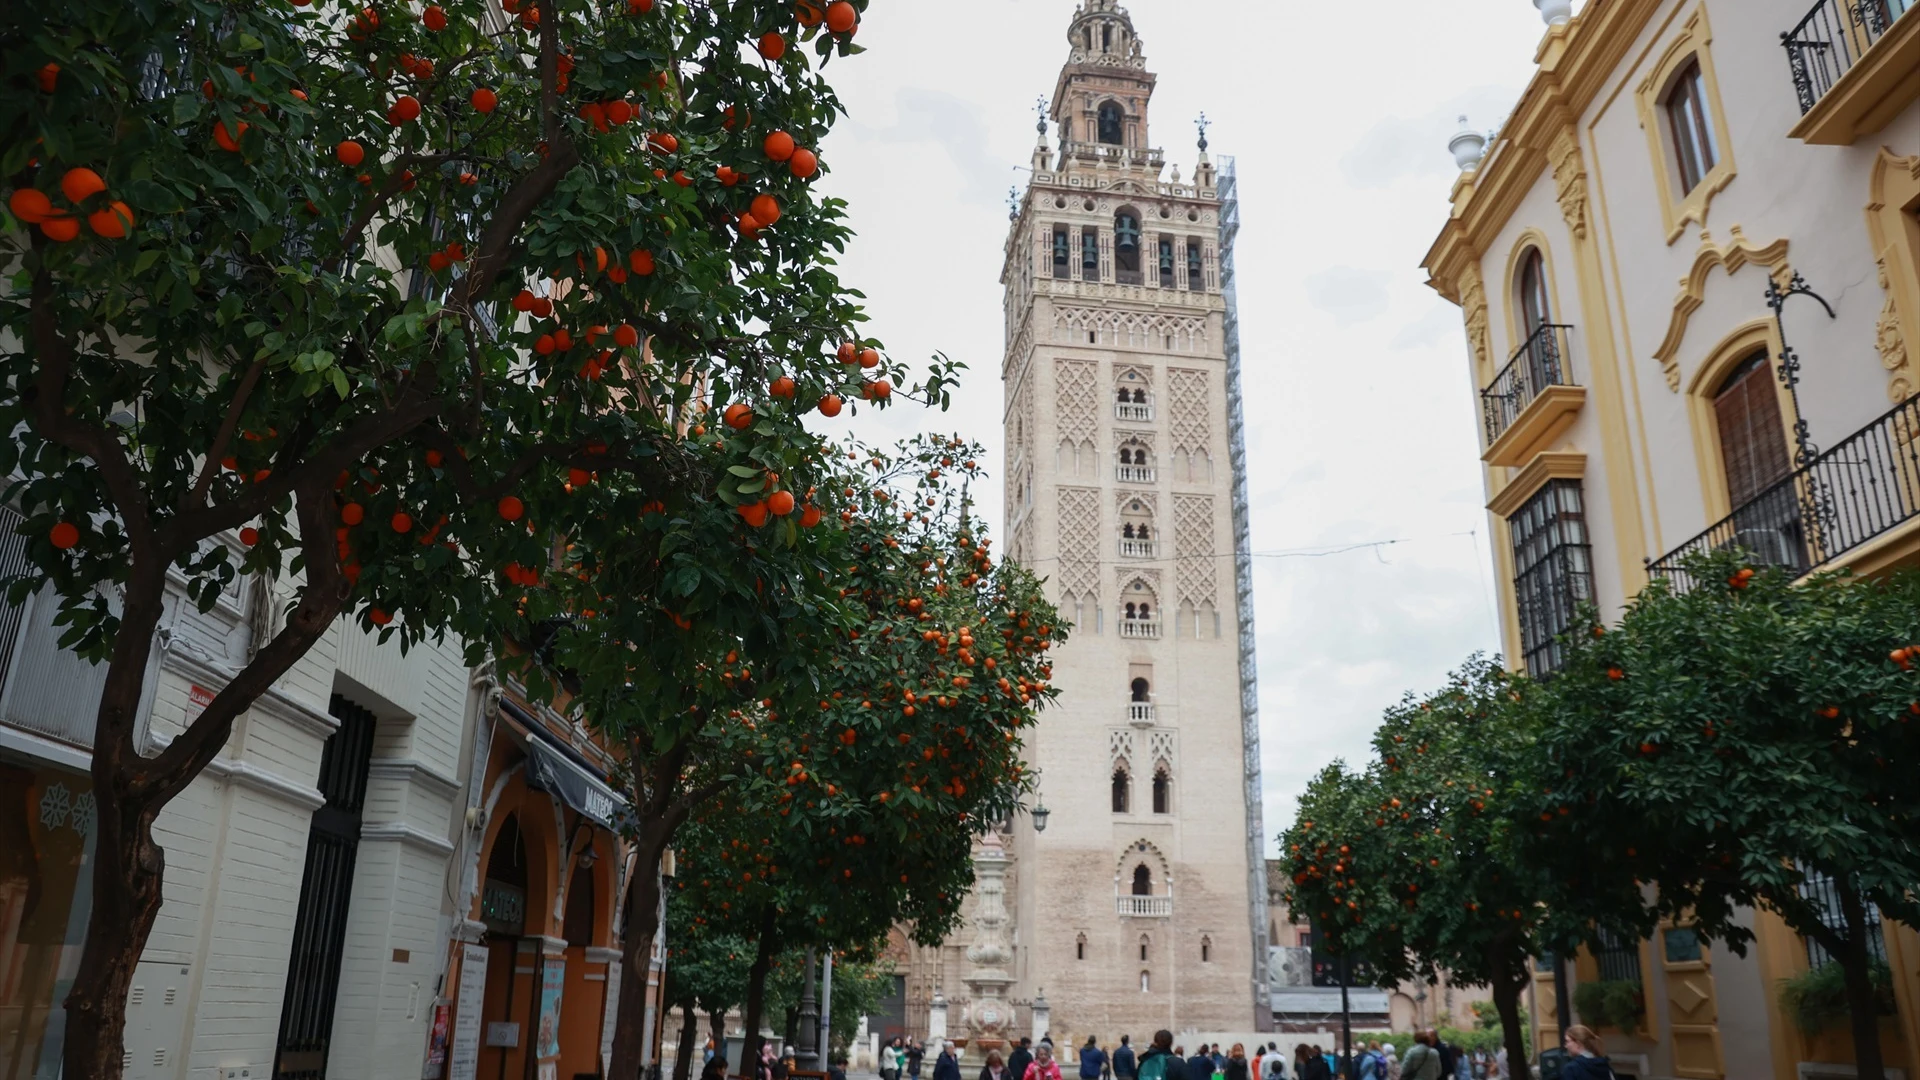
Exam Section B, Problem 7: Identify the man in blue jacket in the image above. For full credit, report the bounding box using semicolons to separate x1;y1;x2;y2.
1080;1038;1109;1080
1113;1036;1136;1080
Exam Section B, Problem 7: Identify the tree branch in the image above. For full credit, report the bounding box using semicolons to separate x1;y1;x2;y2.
182;354;270;513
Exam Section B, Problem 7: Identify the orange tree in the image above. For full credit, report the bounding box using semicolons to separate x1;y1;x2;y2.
0;0;908;1075
1526;553;1920;1080
539;435;1061;1073
660;436;1061;1068
1279;657;1631;1080
663;890;753;1080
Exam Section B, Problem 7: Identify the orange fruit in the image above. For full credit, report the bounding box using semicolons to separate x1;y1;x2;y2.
724;403;753;430
801;504;823;528
341;502;366;525
390;512;413;533
750;193;781;224
40;215;79;242
369;607;394;626
498;495;526;521
863;380;892;401
337;140;366;166
389;95;422;124
648;132;678;153
213;120;249;151
36;63;59;93
49;522;80;549
763;130;796;162
768;490;796;516
614;324;639;347
240;527;260;546
836;341;857;364
568;467;591;487
825;1;856;32
423;4;448;29
758;32;786;60
9;188;53;223
606;100;633;125
629;0;653;11
426;450;444;467
471;87;497;112
738;501;769;527
629;249;655;275
789;148;818;178
770;375;796;398
858;347;879;369
818;394;843;417
87;201;134;238
60;168;107;204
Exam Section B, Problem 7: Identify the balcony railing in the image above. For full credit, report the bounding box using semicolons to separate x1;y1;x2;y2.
1649;391;1920;588
1119;537;1158;558
1127;702;1156;726
1116;895;1173;918
1116;401;1154;422
1119;619;1160;640
1117;464;1157;483
1482;324;1577;447
1784;0;1915;113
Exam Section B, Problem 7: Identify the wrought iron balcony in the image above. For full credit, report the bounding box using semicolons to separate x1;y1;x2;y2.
1119;618;1161;640
1482;324;1578;450
1116;401;1154;422
1118;537;1159;558
1127;702;1156;726
1116;895;1173;918
1649;391;1920;588
1784;0;1914;115
1117;464;1157;483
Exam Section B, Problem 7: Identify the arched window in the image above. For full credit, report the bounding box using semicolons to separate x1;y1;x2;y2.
1052;226;1071;280
1130;678;1149;702
1123;522;1136;539
1131;863;1152;896
1114;209;1141;283
1132;388;1146;403
1136;523;1150;540
1101;24;1113;52
1112;766;1130;813
1076;933;1087;960
1517;248;1552;341
1098;101;1124;144
1152;767;1170;814
1116;388;1130;405
1201;936;1213;963
563;862;596;947
1139;934;1151;962
1124;602;1137;619
1119;447;1133;465
1664;58;1719;194
482;812;529;935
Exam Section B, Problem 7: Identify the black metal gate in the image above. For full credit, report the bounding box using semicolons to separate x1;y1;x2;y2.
274;695;378;1079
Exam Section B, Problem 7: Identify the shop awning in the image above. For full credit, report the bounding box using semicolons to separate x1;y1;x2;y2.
505;700;630;831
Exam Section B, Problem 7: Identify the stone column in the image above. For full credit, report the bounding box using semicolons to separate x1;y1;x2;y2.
962;833;1016;1052
929;991;949;1043
1030;991;1049;1045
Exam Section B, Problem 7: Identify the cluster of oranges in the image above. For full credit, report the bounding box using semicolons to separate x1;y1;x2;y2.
8;167;135;242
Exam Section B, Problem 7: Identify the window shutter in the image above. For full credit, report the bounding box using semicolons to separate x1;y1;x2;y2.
1715;359;1793;507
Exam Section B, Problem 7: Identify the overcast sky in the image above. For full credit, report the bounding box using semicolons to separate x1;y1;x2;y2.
808;0;1565;854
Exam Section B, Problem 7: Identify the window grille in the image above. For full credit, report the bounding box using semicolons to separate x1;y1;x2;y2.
1508;479;1594;676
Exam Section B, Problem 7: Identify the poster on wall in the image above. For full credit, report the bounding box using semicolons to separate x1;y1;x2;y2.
536;957;565;1059
449;944;489;1080
599;959;622;1076
422;1001;451;1077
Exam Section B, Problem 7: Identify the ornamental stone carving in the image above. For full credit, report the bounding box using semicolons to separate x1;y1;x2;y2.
1548;130;1589;240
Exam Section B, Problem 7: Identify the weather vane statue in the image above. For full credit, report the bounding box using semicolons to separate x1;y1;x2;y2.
1196;111;1210;151
1035;96;1049;136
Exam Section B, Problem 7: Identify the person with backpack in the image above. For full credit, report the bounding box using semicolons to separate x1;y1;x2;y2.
1399;1034;1440;1080
1560;1026;1616;1080
1081;1037;1109;1080
1137;1032;1187;1080
1114;1036;1137;1080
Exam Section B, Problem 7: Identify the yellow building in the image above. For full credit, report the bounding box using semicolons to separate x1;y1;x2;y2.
1423;0;1920;1077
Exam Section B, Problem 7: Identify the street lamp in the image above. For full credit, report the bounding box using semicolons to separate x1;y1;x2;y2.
1028;770;1050;833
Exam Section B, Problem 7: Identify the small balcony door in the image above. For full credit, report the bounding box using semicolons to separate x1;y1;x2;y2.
1713;352;1807;569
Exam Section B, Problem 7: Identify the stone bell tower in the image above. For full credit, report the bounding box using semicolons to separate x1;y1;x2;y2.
991;0;1271;1040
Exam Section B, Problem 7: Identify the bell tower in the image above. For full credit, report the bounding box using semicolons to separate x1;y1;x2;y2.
994;0;1271;1039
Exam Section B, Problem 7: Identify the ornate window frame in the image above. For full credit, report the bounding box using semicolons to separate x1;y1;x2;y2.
1635;6;1737;245
1866;150;1920;406
1683;319;1792;524
1501;229;1570;360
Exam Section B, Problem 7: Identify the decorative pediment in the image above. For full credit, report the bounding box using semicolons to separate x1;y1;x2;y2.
1653;226;1791;391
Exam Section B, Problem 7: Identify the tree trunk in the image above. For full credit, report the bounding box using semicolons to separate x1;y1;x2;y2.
741;905;781;1080
610;839;668;1080
674;1003;700;1080
1836;880;1888;1080
1491;972;1532;1080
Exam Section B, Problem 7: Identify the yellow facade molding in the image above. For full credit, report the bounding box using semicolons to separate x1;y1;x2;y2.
1632;5;1737;245
1487;451;1587;518
1865;150;1920;406
1653;227;1792;391
1789;8;1920;145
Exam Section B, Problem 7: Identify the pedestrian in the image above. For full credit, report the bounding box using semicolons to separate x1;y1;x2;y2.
1382;1044;1400;1080
830;1057;849;1080
1399;1034;1440;1080
1082;1036;1110;1080
1137;1030;1188;1080
1355;1044;1384;1080
757;1044;779;1080
1431;1034;1455;1080
883;1039;903;1080
1260;1044;1286;1080
702;1055;729;1080
1026;1042;1065;1080
936;1042;963;1080
1212;1046;1227;1077
908;1041;926;1080
1010;1038;1036;1080
1224;1043;1250;1080
1186;1044;1213;1080
1301;1046;1331;1080
982;1049;1009;1080
1560;1026;1614;1080
1115;1036;1137;1080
